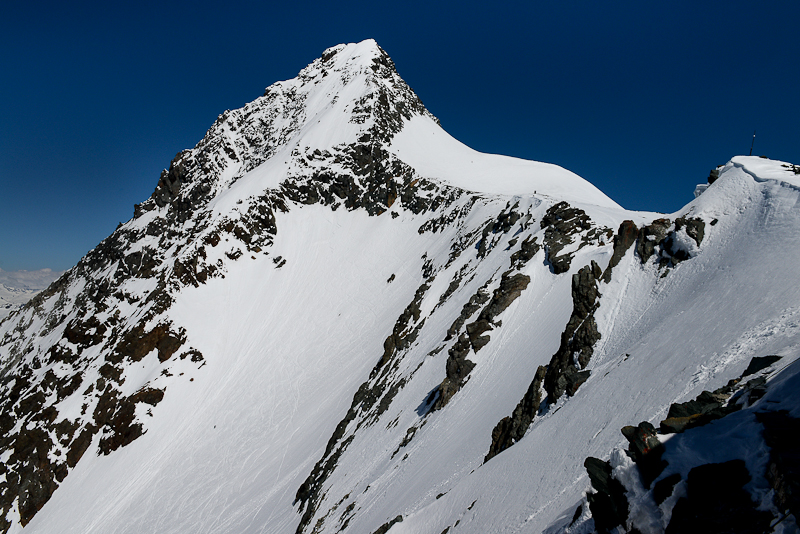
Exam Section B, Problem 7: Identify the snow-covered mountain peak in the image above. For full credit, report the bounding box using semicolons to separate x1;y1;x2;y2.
138;39;433;217
2;40;799;534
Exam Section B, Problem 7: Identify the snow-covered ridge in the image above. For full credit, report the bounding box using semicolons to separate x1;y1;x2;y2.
729;155;800;188
389;114;621;208
138;39;434;215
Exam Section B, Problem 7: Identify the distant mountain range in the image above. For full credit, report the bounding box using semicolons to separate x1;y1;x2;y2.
0;268;64;322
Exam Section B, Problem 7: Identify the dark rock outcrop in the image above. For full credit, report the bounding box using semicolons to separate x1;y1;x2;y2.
741;355;781;377
370;515;403;534
540;202;592;274
445;285;491;341
510;235;540;268
660;217;706;266
485;263;602;461
433;334;476;410
660;384;740;434
584;457;629;534
620;421;667;488
602;220;637;282
484;365;547;462
436;271;531;410
543;264;602;400
635;218;670;265
471;272;530;334
666;460;773;534
674;216;705;247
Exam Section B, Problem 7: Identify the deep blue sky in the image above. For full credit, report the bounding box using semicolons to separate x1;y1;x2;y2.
2;1;798;271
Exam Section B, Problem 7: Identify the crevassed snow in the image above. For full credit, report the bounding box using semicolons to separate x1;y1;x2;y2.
389;114;622;209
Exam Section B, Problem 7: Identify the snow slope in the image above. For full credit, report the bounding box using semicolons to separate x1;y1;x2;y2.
389;115;621;209
1;41;798;534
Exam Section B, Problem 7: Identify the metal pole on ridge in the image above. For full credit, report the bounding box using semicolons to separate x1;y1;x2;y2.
749;130;756;156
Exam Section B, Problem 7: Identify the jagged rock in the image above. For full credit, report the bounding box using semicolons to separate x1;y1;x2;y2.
656;216;706;267
484;366;547;462
708;168;720;184
602;220;637;282
541;202;592;274
675;216;705;246
433;334;476;410
584;457;629;534
114;322;185;364
561;367;591;397
635;218;670;264
543;264;602;400
741;355;781;377
374;283;429;373
621;421;667;488
510;235;539;268
465;319;492;352
660;387;741;434
666;460;773;534
152;150;191;208
756;411;800;521
446;285;491;341
477;271;530;324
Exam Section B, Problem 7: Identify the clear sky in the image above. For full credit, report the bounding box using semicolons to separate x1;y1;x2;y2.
1;0;798;271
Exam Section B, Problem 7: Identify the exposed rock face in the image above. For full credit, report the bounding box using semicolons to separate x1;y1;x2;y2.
485;258;606;462
446;285;491;341
540;202;592;274
659;382;740;434
635;218;671;264
660;216;706;266
584;457;629;534
543;264;602;401
484;365;547;462
620;421;667;488
435;334;476;409
435;271;531;411
602;220;637;282
370;515;403;534
675;216;705;247
666;460;773;534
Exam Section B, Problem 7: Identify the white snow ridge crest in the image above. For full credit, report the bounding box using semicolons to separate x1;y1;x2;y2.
1;40;799;534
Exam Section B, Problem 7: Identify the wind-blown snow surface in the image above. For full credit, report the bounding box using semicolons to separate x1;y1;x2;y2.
2;38;799;534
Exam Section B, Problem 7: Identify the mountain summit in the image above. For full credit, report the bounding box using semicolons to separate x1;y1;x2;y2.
1;40;799;534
